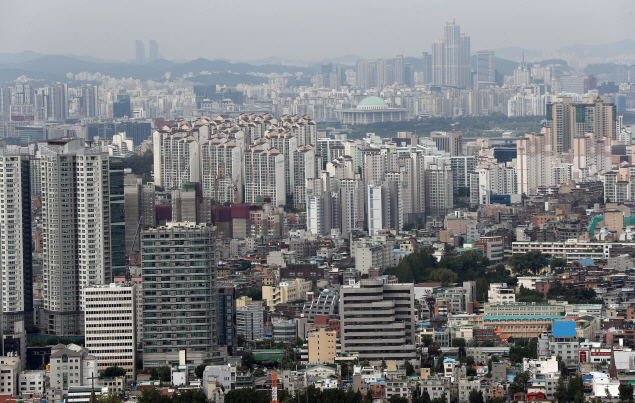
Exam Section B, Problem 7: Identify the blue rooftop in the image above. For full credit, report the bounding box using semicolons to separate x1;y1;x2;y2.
578;258;595;266
553;321;576;337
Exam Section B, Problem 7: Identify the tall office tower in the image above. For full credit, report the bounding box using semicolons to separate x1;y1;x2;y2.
113;94;131;118
421;52;433;85
83;282;137;380
293;145;318;210
394;54;404;85
367;183;385;237
243;145;285;207
431;131;463;156
124;184;155;261
153;129;201;189
0;144;33;332
0;87;11;117
547;95;617;153
425;163;454;217
372;58;384;87
39;138;112;335
80;86;97;117
477;49;496;88
47;84;68;120
321;62;332;88
109;159;125;276
201;138;243;204
431;20;471;87
135;40;145;64
404;63;414;87
217;286;237;356
340;279;416;365
149;40;159;62
141;222;219;367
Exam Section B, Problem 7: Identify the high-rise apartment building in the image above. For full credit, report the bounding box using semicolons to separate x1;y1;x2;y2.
149;40;159;62
367;183;385;237
431;20;471;87
80;86;97;118
141;222;219;367
153;129;201;189
0;87;11;117
425;163;454;217
110;159;125;276
340;279;417;365
39;138;113;335
547;95;616;153
135;40;145;64
201;137;243;204
477;49;496;88
0;143;33;332
83;282;137;380
243;145;285;207
236;303;264;341
217;286;237;356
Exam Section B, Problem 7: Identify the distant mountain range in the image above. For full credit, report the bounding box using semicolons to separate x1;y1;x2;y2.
0;54;320;85
556;39;635;58
494;47;542;61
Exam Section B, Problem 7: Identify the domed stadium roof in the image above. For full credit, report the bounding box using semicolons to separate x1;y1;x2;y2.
357;96;388;110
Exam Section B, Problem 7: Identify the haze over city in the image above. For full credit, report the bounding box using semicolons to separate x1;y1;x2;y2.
1;0;634;62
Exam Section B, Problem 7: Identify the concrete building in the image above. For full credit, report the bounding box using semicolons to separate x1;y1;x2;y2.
124;183;155;259
19;370;46;396
236;303;264;341
141;222;220;367
0;356;20;396
367;183;384;237
303;289;339;322
0;143;33;332
307;327;337;365
83;283;137;381
48;343;98;403
340;279;417;365
262;279;311;310
38;138;114;335
244;145;286;207
488;283;515;304
425;163;453;217
217;286;237;356
351;239;395;274
476;49;496;88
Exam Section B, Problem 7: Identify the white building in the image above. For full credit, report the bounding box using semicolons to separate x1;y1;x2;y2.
83;283;137;381
488;283;516;304
107;132;134;156
0;143;33;332
236;303;265;341
47;344;97;403
153;126;202;189
203;365;236;394
0;356;20;396
367;183;384;237
244;145;286;207
201;137;244;204
38;138;113;335
19;370;46;396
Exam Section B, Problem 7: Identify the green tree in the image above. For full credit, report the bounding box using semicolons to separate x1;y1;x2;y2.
492;398;505;403
253;368;265;377
340;362;350;380
517;285;546;303
361;360;370;367
389;396;409;403
381;360;387;369
568;375;584;403
237;334;246;347
156;365;171;383
452;338;466;348
241;351;255;371
469;389;484;403
194;363;207;379
101;366;126;378
404;360;415;376
172;389;207;403
509;251;548;275
224;388;270;403
421;335;433;347
509;372;530;395
620;383;634;402
428;268;458;285
137;388;171;403
550;258;568;270
475;277;489;302
554;376;568;403
97;391;122;403
466;366;477;377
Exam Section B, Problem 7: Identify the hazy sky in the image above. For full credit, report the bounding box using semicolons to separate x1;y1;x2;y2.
2;0;634;62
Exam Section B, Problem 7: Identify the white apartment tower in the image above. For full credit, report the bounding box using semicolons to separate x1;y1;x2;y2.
83;282;137;380
244;145;286;207
0;143;33;332
152;127;202;189
367;183;385;236
39;138;112;335
201;137;243;204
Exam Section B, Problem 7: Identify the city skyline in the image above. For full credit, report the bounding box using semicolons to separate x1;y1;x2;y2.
0;0;633;62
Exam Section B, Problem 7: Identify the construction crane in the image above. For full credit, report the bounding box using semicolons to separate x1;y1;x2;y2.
271;367;278;403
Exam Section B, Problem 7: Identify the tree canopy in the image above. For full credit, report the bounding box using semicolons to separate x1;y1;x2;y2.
509;251;549;275
101;366;126;378
123;150;153;177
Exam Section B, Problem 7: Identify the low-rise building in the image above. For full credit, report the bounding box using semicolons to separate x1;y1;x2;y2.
307;327;337;365
19;370;46;396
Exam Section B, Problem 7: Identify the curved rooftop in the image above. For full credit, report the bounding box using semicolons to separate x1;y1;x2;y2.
357;96;388;110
